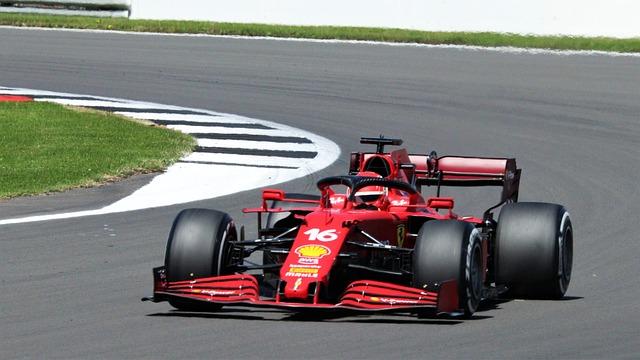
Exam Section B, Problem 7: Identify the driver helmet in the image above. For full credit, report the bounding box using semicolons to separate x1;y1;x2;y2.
354;171;386;203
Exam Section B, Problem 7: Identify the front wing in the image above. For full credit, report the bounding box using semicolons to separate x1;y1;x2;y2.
144;267;460;314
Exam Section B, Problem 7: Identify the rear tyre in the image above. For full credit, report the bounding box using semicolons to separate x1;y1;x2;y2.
165;208;237;311
496;202;573;299
413;220;483;317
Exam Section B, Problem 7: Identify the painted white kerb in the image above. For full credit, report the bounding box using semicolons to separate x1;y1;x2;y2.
0;87;340;225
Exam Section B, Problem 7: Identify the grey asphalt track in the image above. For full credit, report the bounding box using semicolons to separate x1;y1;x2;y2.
1;28;639;359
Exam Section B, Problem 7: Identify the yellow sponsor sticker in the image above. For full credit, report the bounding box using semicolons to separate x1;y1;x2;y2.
288;266;319;274
295;244;331;259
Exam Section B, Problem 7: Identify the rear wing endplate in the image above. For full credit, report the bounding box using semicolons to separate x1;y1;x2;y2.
408;154;521;204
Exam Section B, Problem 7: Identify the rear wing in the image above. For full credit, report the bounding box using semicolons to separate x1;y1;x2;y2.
408;154;521;204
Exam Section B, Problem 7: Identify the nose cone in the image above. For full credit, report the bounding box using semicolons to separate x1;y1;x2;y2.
282;244;330;299
283;271;316;299
280;211;347;300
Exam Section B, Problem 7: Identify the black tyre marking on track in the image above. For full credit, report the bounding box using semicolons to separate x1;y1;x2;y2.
194;146;317;158
190;133;312;143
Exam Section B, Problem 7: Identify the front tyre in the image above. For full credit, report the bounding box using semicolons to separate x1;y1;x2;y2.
413;220;483;317
165;208;237;310
496;202;573;299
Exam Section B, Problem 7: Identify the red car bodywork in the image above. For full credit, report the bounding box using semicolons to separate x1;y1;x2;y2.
147;138;520;315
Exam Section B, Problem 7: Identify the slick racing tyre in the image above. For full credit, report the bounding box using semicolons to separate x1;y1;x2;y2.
165;208;237;311
413;220;483;317
495;202;573;299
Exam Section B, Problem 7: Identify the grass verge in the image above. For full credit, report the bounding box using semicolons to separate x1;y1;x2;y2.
0;101;195;199
0;13;639;53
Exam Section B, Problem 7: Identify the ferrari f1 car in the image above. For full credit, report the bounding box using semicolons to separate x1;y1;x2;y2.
143;137;573;317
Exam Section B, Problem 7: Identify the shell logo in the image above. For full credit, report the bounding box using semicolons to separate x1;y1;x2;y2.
295;244;331;259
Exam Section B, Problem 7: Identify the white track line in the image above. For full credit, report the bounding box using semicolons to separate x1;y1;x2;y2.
1;25;639;58
0;87;340;225
182;152;312;168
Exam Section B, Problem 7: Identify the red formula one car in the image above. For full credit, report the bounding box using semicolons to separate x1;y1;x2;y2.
143;137;573;317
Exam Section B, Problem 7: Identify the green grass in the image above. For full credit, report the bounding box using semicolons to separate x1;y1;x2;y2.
0;101;195;199
1;13;639;53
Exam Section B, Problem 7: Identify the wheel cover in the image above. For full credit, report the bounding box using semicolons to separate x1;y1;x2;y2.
468;243;483;306
464;229;483;315
558;225;573;293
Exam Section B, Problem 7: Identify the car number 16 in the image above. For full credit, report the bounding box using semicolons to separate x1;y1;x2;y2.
303;228;338;242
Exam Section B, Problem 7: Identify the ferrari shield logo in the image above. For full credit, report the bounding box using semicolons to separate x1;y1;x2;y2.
396;224;406;247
